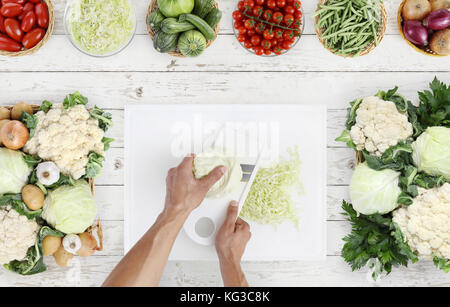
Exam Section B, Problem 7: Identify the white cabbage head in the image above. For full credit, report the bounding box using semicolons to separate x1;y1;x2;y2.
350;162;401;215
412;127;450;180
0;148;31;194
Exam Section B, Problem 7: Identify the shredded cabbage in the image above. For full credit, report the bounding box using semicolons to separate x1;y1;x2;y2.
68;0;135;55
240;148;303;225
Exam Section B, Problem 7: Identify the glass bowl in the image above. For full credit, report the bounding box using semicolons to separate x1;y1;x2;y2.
232;5;304;57
64;0;137;57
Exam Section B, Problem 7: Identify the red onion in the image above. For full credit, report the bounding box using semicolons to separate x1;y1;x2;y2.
423;9;450;30
403;20;429;45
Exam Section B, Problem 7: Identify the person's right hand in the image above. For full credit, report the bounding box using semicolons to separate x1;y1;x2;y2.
215;201;251;266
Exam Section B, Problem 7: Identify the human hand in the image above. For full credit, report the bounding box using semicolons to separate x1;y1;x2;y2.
164;154;225;217
215;201;251;266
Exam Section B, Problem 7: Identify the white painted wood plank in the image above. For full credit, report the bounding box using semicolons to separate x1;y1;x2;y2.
0;72;447;109
0;35;448;72
1;255;448;287
49;0;411;36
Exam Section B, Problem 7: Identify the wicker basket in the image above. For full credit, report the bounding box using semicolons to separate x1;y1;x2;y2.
146;0;220;57
397;0;447;57
3;104;95;194
0;0;55;57
314;0;387;57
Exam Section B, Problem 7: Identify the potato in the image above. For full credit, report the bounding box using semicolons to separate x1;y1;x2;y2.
53;245;74;267
76;232;98;257
0;120;9;146
429;0;450;11
43;236;62;256
11;102;33;120
0;107;10;120
430;29;450;55
22;184;45;211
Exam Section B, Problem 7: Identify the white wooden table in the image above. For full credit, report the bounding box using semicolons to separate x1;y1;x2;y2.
0;0;449;287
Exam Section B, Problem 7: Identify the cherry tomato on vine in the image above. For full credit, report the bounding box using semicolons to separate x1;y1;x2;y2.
282;30;294;40
262;9;272;20
255;0;265;5
254;22;265;33
261;39;271;49
237;0;246;11
263;29;274;40
274;27;283;39
272;44;283;54
276;0;286;8
250;35;261;46
283;14;294;26
294;10;302;20
244;18;255;29
272;11;283;23
243;0;255;10
244;40;252;49
247;29;256;36
252;5;263;16
237;26;247;35
254;46;264;55
264;48;271;55
233;10;243;20
284;5;295;15
266;0;276;9
281;39;293;50
293;0;301;10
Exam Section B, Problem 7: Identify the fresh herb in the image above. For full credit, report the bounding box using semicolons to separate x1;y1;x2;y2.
433;256;450;273
22;154;42;169
90;106;113;132
344;98;363;130
102;137;114;151
63;91;88;109
416;77;450;129
4;226;64;276
341;201;418;279
40;100;53;113
85;152;105;178
20;110;38;138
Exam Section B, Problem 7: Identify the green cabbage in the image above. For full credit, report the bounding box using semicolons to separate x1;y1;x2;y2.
67;0;135;55
412;127;450;181
157;0;194;18
350;162;401;215
240;148;302;225
0;148;31;195
41;180;97;234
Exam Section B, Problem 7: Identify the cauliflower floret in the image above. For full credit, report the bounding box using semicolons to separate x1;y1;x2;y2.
349;96;413;157
23;104;106;180
393;183;450;260
0;206;39;265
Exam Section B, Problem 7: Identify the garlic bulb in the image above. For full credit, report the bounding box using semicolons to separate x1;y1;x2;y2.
62;234;82;255
36;162;60;186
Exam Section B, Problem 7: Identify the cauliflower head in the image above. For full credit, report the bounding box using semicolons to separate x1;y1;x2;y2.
0;206;39;265
393;183;450;259
350;96;413;157
23;104;105;180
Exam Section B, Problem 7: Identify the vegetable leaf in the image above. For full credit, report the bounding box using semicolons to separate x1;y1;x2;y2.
345;98;363;130
416;77;450;129
102;137;114;151
40;100;53;113
20;111;38;138
0;194;41;220
85;152;105;178
90;106;113;132
433;256;450;273
335;130;357;150
341;200;418;279
63;91;88;109
362;142;413;172
22;154;42;169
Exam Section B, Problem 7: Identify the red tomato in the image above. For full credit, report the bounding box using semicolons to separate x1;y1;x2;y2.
20;11;35;32
264;48;271;55
18;2;34;20
244;18;255;29
232;10;243;21
247;29;255;36
243;0;255;10
276;0;286;8
28;0;42;3
0;3;23;17
283;14;294;25
283;30;295;40
263;29;274;40
244;40;252;49
4;18;23;41
266;0;276;9
234;21;243;29
293;0;301;10
254;22;265;33
35;2;48;28
0;15;6;33
292;19;302;29
237;0;246;11
22;27;44;49
281;39;292;50
1;0;26;4
254;46;263;55
250;34;261;46
237;34;246;42
284;5;295;15
262;9;272;20
261;39;271;49
237;26;247;35
0;34;21;51
255;0;265;5
274;27;283;39
252;5;263;16
272;11;283;23
272;44;283;54
294;10;302;20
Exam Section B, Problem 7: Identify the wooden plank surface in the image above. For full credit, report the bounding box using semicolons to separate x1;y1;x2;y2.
0;0;449;287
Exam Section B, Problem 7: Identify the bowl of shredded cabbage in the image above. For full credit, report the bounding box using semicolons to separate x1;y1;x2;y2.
64;0;136;57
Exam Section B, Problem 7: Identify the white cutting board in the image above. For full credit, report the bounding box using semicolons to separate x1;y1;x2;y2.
124;104;327;261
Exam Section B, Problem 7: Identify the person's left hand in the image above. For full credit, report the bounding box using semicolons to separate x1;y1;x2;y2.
164;154;225;217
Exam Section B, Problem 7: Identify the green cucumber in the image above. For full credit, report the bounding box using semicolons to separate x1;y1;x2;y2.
193;0;215;19
153;31;179;53
148;10;165;31
204;8;221;29
179;13;216;40
161;18;195;34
